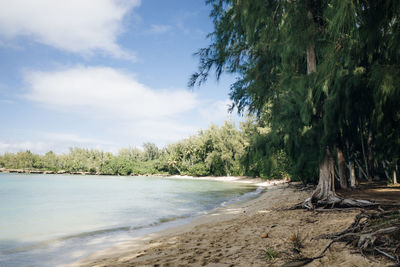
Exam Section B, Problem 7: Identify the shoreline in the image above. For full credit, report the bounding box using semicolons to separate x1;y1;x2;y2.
0;169;288;187
0;168;279;182
0;167;154;176
1;173;282;267
68;183;289;267
166;175;289;187
69;183;388;267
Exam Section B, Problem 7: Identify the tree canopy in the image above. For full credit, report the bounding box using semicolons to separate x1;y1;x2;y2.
191;0;400;194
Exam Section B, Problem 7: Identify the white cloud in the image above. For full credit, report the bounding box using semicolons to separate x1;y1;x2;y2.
148;24;172;34
0;132;118;154
13;66;238;154
0;0;140;58
199;99;235;124
41;132;108;145
23;66;198;119
0;141;51;154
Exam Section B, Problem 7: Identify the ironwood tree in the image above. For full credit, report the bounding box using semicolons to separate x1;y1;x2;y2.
190;0;400;206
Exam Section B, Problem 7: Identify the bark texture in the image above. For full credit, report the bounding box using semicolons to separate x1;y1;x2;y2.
302;148;375;209
312;148;337;200
337;148;348;189
349;161;356;188
305;37;339;205
367;131;374;182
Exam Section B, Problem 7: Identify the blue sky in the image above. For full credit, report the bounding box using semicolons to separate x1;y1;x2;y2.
0;0;238;154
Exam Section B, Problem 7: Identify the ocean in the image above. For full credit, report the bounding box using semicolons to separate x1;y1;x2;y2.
0;173;260;266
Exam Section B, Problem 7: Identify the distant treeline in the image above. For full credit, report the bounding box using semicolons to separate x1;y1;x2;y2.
0;119;291;179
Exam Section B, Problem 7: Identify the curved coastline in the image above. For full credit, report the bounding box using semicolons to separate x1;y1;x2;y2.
68;181;387;267
0;167;287;183
0;167;288;187
68;181;288;267
0;173;284;267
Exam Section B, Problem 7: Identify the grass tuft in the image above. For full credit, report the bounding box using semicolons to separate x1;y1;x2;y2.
263;248;278;260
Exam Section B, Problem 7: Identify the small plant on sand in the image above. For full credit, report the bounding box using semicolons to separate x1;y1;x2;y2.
263;248;278;260
290;231;305;253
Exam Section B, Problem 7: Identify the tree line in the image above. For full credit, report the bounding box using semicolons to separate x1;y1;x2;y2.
0;120;290;178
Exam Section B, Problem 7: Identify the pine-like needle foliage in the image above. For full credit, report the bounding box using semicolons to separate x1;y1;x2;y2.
191;0;400;184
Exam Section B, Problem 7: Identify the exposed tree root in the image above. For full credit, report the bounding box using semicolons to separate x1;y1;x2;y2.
298;195;377;210
282;180;400;266
281;209;400;266
279;239;337;267
316;210;399;265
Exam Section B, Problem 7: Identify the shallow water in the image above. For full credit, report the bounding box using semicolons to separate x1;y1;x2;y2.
0;173;259;266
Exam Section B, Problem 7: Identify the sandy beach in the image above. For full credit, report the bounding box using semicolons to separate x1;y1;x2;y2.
68;178;390;267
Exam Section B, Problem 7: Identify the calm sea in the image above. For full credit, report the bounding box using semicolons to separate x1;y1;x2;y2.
0;173;260;266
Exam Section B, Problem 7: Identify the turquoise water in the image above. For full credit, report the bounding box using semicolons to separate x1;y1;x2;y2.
0;173;259;266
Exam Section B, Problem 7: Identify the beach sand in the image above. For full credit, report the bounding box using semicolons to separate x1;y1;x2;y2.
69;179;389;267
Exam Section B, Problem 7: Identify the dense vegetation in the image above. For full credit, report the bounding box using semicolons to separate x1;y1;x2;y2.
0;120;291;179
190;0;399;195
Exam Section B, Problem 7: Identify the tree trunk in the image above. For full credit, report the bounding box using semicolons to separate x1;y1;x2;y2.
303;148;343;209
360;128;370;180
349;161;356;188
358;165;362;180
382;160;391;181
337;147;348;189
367;131;374;182
394;164;398;184
312;148;337;200
307;37;336;201
303;149;376;209
302;12;344;208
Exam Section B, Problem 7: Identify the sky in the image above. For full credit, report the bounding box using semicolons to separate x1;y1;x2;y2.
0;0;239;154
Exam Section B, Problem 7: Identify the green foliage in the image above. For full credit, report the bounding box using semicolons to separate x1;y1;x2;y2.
142;143;160;161
42;151;61;171
239;115;292;180
0;120;291;179
101;157;132;175
165;121;247;176
186;163;209;177
191;0;400;185
0;151;41;170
